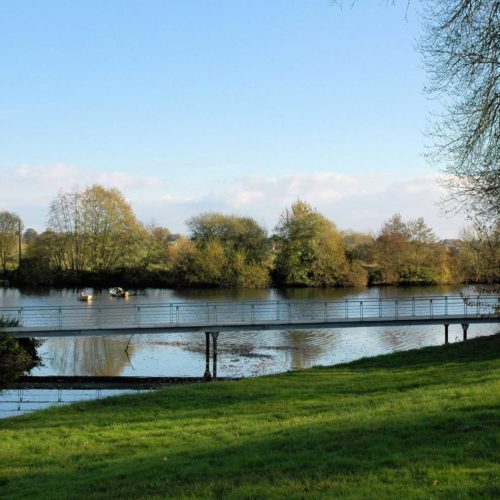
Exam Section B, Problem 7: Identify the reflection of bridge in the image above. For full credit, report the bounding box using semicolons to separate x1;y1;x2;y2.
2;295;499;379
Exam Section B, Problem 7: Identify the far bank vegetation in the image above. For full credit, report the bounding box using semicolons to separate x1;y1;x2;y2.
0;185;498;288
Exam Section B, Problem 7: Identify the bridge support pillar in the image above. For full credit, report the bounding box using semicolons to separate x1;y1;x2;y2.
211;332;219;380
461;323;469;342
444;323;449;345
204;332;212;381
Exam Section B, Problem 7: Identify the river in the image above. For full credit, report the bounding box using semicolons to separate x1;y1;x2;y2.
1;285;497;417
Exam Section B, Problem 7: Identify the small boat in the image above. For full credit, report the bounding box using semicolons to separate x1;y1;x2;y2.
109;287;129;298
78;291;93;302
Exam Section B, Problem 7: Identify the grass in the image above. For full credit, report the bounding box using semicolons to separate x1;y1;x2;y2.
1;335;499;499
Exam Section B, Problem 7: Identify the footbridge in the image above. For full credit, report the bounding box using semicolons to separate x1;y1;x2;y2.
2;294;499;338
2;295;498;379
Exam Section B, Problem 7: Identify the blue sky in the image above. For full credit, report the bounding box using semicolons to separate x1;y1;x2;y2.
0;0;465;236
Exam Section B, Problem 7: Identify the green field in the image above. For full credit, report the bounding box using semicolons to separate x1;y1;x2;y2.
1;334;499;499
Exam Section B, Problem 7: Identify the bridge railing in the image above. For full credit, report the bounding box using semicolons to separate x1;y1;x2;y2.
0;295;498;331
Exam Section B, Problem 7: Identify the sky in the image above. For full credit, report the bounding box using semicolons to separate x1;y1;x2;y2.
0;0;467;237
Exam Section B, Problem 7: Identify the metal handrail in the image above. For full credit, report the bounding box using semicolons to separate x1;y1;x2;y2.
1;295;499;331
0;294;498;311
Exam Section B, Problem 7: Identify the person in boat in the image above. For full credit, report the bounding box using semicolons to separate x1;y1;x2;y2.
78;290;93;301
110;287;128;298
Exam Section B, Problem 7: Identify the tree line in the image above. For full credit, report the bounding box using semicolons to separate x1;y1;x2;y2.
0;185;498;288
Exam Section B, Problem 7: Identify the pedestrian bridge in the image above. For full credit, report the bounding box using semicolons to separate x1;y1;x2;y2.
2;294;499;380
2;294;499;338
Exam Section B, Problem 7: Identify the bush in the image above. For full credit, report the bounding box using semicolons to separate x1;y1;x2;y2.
0;318;42;389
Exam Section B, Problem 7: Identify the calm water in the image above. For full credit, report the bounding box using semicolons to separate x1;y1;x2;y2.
1;285;497;417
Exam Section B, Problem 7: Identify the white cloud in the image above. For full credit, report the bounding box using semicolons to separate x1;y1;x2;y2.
0;163;467;238
162;194;195;204
17;163;81;186
11;164;168;192
202;171;465;237
0;163;170;229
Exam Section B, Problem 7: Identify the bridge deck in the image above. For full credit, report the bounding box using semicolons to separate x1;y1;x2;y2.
1;295;498;338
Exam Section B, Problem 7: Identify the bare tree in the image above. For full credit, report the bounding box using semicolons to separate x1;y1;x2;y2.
48;186;145;273
457;219;500;290
334;1;499;222
421;0;499;221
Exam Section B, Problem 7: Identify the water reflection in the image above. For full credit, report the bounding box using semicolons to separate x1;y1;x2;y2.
272;330;337;370
171;288;278;302
0;284;468;307
44;336;135;376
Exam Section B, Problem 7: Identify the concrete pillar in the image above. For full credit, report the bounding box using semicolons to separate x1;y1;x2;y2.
461;323;469;342
204;332;211;380
211;332;219;380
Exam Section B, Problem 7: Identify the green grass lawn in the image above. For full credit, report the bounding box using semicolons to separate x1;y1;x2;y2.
1;335;499;499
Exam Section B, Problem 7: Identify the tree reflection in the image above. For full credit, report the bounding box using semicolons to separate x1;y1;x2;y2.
45;336;135;376
172;288;272;302
278;330;339;370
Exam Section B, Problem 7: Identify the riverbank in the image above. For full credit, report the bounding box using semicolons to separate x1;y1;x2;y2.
1;334;499;498
3;266;490;290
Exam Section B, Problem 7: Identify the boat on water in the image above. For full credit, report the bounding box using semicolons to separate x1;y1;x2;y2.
109;287;129;298
77;291;93;302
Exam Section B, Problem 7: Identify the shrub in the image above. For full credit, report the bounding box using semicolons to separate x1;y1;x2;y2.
0;318;42;389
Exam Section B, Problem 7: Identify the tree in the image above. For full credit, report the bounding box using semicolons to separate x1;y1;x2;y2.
420;0;499;221
21;230;68;284
48;185;146;272
335;1;499;222
0;211;22;273
374;214;410;284
187;212;270;265
83;185;146;271
0;318;42;390
22;228;38;245
456;221;500;285
274;201;351;286
185;212;271;287
141;225;174;270
342;230;375;263
47;189;88;271
374;214;451;284
170;237;228;286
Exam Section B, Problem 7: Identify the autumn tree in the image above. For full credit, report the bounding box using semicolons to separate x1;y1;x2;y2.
141;225;175;271
183;212;271;287
374;214;451;284
273;201;354;287
47;185;145;272
0;211;22;273
170;237;229;286
373;214;410;284
83;185;146;271
187;212;270;265
456;221;500;285
22;228;38;245
342;230;375;264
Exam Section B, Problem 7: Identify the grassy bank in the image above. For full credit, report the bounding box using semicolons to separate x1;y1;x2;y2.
1;335;499;499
